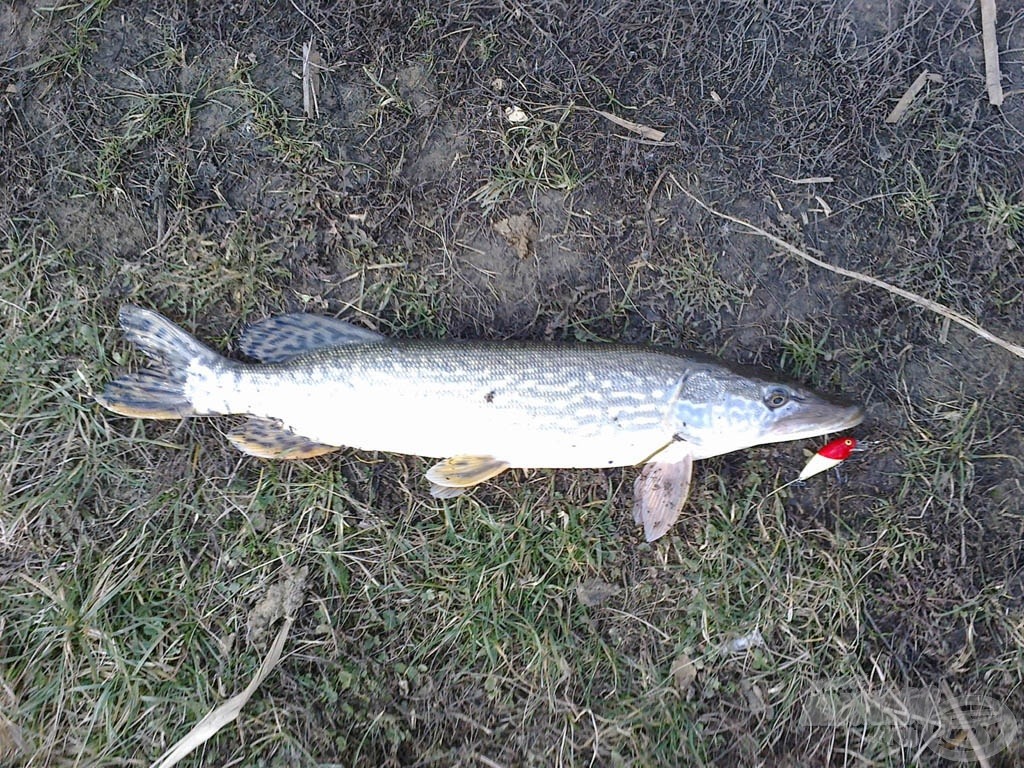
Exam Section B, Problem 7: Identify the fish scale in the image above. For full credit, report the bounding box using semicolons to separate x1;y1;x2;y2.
218;342;686;467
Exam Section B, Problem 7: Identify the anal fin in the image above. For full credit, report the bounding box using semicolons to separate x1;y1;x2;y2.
228;417;340;459
425;455;509;495
633;453;694;542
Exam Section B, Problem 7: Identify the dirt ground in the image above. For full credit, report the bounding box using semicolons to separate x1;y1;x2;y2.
2;1;1024;766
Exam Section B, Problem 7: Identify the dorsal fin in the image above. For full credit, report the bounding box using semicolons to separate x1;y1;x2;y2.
239;313;387;363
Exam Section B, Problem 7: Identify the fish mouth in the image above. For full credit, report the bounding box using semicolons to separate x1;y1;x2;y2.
771;402;866;443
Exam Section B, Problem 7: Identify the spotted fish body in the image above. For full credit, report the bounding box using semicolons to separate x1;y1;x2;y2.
216;343;690;468
98;306;865;540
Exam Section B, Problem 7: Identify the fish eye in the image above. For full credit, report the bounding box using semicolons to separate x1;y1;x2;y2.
764;387;790;409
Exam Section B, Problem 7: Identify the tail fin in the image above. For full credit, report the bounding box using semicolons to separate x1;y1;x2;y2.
97;305;223;420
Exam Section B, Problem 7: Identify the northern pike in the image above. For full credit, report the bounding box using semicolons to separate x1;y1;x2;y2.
97;305;864;540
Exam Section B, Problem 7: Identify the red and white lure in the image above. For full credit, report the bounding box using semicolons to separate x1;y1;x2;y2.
756;435;860;510
797;436;857;481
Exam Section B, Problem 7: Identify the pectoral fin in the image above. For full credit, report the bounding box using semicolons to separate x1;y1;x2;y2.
425;455;510;496
228;417;340;459
633;453;694;542
429;483;469;499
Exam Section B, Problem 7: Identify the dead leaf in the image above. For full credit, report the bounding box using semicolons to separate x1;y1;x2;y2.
151;617;296;768
671;652;698;694
493;214;538;259
884;71;943;124
151;566;308;768
504;105;529;123
721;627;765;654
247;565;309;644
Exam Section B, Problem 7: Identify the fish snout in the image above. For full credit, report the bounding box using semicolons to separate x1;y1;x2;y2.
773;397;865;442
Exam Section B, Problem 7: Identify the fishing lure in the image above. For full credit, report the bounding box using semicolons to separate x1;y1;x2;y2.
797;436;857;481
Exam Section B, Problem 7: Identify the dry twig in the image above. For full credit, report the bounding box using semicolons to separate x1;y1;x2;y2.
302;38;322;119
979;0;1004;106
885;71;944;124
594;109;666;142
676;186;1024;361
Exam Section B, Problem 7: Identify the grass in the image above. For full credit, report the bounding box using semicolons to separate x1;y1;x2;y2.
473;108;582;209
969;186;1024;239
3;1;1024;766
64;74;208;201
343;248;450;337
228;62;332;168
894;163;940;236
26;1;116;80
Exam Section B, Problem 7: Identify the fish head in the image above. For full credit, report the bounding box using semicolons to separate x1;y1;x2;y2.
671;364;865;460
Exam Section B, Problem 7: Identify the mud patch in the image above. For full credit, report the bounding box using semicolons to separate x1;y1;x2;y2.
396;61;438;117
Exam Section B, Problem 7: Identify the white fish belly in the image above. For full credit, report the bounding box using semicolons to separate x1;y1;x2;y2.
206;363;678;468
